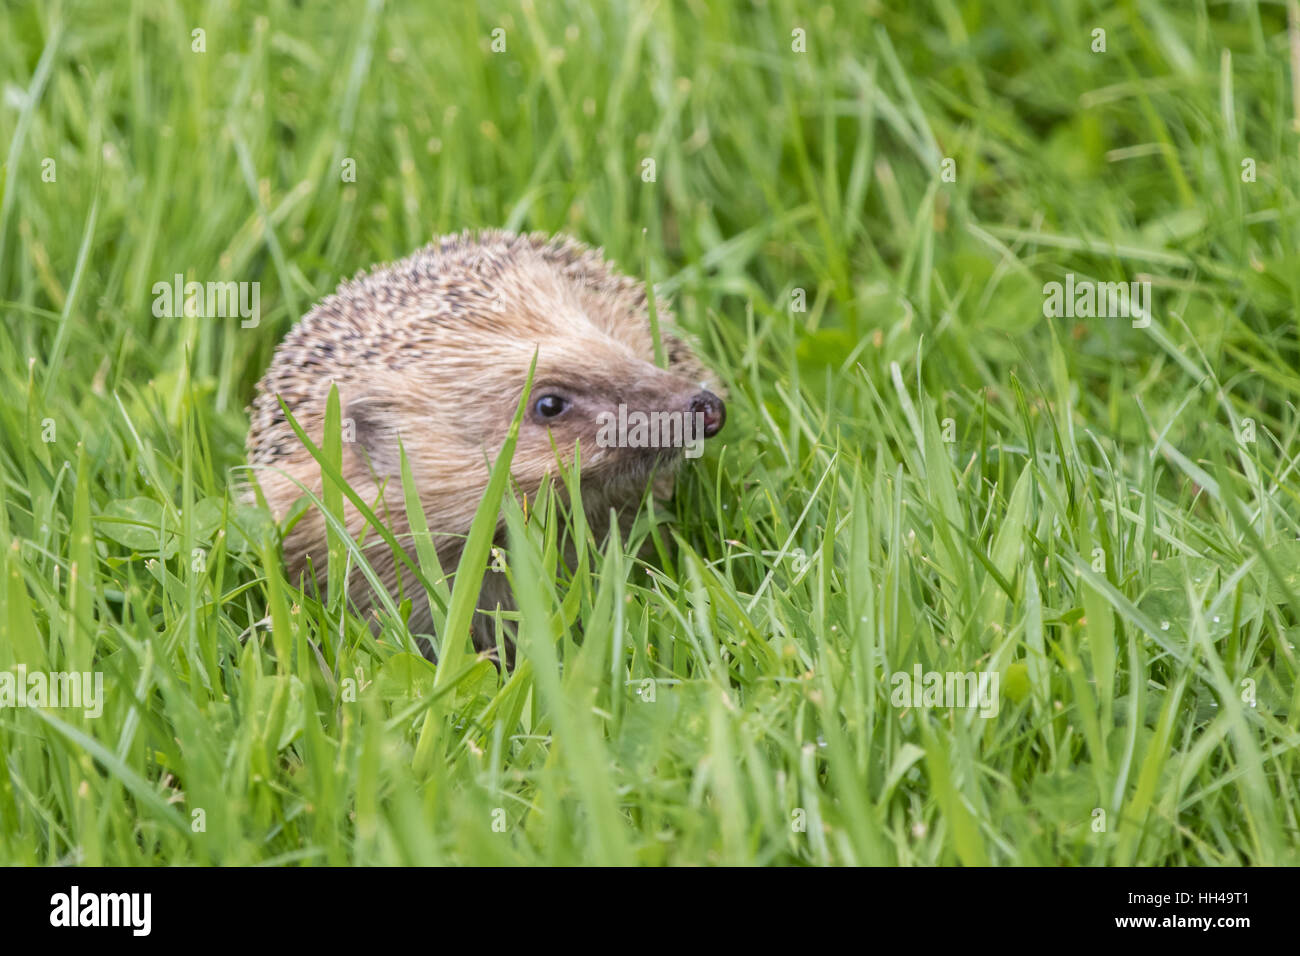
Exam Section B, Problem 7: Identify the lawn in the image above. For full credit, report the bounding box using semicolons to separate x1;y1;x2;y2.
1;0;1298;865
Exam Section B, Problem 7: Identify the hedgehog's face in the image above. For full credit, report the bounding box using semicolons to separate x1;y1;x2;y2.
505;345;725;500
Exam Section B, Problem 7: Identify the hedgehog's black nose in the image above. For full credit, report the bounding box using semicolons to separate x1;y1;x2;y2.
690;391;726;438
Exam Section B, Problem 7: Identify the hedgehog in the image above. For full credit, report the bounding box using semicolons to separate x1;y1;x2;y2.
246;229;725;656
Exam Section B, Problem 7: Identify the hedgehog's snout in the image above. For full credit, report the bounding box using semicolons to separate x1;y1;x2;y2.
690;390;726;438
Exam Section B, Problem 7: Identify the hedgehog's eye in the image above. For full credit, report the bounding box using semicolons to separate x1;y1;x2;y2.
534;394;569;419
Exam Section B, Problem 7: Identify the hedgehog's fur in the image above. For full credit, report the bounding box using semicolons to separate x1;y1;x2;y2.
247;229;723;654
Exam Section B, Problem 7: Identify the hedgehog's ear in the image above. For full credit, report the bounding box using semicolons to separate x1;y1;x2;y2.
346;397;403;478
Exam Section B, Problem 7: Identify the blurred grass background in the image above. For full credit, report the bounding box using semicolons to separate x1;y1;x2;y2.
0;0;1298;864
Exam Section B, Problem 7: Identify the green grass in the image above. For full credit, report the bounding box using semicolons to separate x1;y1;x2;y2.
2;0;1299;865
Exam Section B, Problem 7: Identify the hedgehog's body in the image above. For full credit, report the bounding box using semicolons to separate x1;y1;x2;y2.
247;230;723;653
